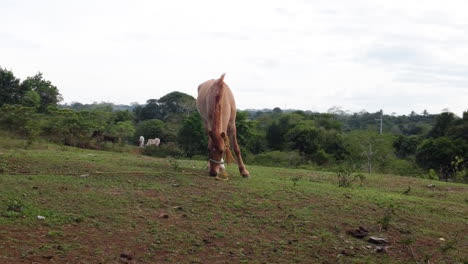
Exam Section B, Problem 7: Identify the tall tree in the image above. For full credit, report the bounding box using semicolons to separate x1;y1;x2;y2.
0;67;27;106
429;112;455;138
177;112;207;157
21;73;62;112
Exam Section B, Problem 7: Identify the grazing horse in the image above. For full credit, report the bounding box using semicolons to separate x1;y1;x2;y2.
146;138;160;147
197;73;250;178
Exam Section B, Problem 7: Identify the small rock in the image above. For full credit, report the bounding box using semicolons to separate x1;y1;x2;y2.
37;215;46;220
427;184;435;188
347;227;368;239
439;237;445;241
172;206;183;211
120;252;133;260
366;245;373;250
172;183;180;187
158;213;169;219
375;246;389;253
368;236;388;245
80;173;89;178
341;249;351;256
359;226;369;232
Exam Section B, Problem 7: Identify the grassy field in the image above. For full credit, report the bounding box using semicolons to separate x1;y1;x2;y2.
0;136;467;263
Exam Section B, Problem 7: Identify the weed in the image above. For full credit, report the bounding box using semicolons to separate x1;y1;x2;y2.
336;167;365;187
6;199;24;213
378;204;396;231
403;186;411;195
46;230;64;238
168;158;181;171
291;175;302;186
428;169;438;180
0;160;6;174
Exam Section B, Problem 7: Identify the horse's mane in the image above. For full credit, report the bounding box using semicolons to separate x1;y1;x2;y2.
211;73;236;164
212;73;225;131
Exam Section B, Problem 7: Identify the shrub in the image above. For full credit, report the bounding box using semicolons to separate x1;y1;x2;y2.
389;159;424;177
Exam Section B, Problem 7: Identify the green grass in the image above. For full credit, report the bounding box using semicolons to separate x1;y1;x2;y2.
0;136;467;263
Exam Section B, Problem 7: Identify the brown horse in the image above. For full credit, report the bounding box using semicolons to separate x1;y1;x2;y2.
197;74;250;178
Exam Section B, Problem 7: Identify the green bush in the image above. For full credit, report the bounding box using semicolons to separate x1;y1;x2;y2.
388;159;424;177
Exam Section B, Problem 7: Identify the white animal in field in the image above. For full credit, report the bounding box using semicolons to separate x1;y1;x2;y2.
139;136;145;147
146;138;161;147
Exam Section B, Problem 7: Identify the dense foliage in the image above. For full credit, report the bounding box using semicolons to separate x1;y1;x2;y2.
1;67;467;182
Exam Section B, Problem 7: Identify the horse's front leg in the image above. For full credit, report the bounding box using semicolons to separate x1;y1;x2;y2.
228;125;250;178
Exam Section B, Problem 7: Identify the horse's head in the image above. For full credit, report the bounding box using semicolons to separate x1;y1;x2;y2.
208;130;227;176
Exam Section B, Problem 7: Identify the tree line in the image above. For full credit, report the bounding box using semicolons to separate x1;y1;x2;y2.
1;67;467;182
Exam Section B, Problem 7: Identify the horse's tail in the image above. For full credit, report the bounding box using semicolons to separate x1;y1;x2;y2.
224;136;237;164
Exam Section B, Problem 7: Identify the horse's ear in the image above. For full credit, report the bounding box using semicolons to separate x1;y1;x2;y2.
220;132;226;139
208;130;214;138
218;73;226;84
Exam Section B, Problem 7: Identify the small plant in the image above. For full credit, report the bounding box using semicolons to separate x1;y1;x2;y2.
336;167;366;187
2;199;25;218
378;204;396;231
403;186;411;195
427;169;438;180
6;199;24;212
291;175;302;186
0;156;8;173
168;158;181;171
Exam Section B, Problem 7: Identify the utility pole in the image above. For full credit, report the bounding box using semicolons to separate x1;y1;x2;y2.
375;109;383;135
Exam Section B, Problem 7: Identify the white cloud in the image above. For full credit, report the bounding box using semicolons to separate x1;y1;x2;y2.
1;0;467;115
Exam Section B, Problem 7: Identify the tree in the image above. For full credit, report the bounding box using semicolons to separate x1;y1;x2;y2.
429;112;455;138
177;112;207;157
135;99;162;121
393;135;420;159
21;90;41;109
21;73;62;112
158;91;196;123
44;109;96;147
134;119;169;142
0;105;42;140
344;131;396;173
272;107;282;114
110;121;135;145
0;67;27;107
286;120;321;157
112;110;134;123
415;137;467;180
266;113;304;150
235;111;253;146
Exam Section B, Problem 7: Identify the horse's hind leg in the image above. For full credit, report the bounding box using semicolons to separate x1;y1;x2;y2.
228;124;250;178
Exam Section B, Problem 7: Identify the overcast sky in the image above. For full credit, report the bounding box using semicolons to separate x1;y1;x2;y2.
1;0;467;115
